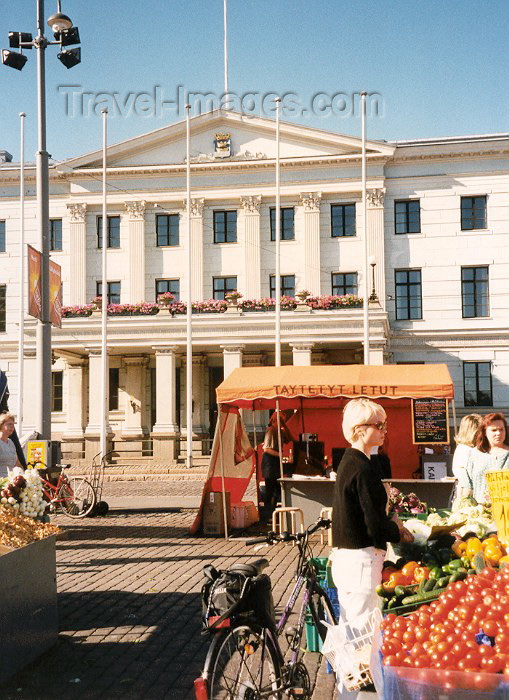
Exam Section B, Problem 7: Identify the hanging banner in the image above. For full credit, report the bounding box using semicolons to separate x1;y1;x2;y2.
49;259;62;328
27;245;42;320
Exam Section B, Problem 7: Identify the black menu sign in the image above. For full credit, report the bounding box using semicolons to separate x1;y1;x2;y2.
412;398;449;444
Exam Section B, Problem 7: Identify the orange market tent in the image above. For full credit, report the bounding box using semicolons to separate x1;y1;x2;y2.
191;364;455;536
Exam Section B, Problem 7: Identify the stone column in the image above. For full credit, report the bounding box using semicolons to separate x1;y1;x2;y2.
240;196;262;299
122;356;148;438
181;354;207;435
221;344;245;378
366;188;386;309
84;349;112;461
241;352;266;432
300;192;322;296
67;203;87;305
290;342;314;366
151;347;180;462
190;198;205;301
63;358;86;438
125;201;147;303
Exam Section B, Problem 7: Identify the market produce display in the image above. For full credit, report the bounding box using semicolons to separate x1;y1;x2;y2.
0;505;59;548
388;487;427;515
426;498;496;539
0;467;47;520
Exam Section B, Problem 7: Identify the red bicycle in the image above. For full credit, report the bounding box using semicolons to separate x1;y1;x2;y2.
30;462;96;519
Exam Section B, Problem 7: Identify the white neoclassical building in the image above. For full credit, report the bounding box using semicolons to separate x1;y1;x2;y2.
0;111;508;463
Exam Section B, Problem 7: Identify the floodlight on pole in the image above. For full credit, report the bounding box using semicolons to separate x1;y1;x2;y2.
58;46;80;68
2;0;81;442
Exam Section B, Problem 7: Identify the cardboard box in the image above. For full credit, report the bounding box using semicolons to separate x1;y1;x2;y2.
203;491;231;536
231;501;259;529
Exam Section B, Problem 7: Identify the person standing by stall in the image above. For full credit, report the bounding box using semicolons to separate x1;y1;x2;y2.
451;413;482;503
461;412;509;503
261;411;292;522
330;398;413;634
0;413;23;477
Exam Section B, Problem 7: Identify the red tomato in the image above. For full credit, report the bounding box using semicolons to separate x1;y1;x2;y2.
409;642;426;658
437;639;452;654
413;655;430;668
479;567;497;581
381;641;398;657
383;654;399;667
482;620;499;637
452;640;469;657
482;654;505;673
415;626;429;643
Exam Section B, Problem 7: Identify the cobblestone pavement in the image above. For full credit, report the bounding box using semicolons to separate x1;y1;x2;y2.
102;479;205;498
3;507;336;700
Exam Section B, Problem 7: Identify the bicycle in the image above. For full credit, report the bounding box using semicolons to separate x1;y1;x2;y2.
30;462;96;519
195;517;337;700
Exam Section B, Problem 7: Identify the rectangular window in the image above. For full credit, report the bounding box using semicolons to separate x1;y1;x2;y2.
269;274;295;298
331;204;356;237
395;200;421;234
0;285;5;332
463;362;493;407
96;281;121;305
97;215;121;249
51;371;63;412
156;214;179;246
331;272;358;296
461;266;489;318
155;278;180;301
0;221;5;252
461;196;487;230
109;368;120;411
270;207;295;241
50;219;63;251
213;210;237;243
395;269;422;320
213;276;237;300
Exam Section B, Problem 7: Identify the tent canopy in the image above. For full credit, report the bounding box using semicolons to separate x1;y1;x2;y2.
216;364;454;409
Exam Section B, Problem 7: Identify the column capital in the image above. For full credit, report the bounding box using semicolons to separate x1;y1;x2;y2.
65;357;87;368
240;195;262;213
299;192;322;212
152;345;180;355
123;355;149;367
220;344;246;354
124;200;147;219
366;188;385;208
190;198;205;217
67;202;87;222
289;342;315;351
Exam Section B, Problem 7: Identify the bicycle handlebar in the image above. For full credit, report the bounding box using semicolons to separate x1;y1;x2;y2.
245;517;331;547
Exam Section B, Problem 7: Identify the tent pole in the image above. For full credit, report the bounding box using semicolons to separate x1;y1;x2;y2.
451;399;458;436
251;408;259;512
275;399;285;508
218;405;229;540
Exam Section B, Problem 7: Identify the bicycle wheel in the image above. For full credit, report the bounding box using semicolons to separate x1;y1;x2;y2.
58;477;96;518
308;585;338;643
205;624;281;699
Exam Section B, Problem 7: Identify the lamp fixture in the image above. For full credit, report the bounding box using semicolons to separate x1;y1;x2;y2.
1;49;28;71
57;46;80;69
8;32;33;49
368;256;378;302
54;26;80;46
47;12;72;32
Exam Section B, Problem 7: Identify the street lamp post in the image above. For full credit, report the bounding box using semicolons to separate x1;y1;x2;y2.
369;256;378;302
2;2;81;441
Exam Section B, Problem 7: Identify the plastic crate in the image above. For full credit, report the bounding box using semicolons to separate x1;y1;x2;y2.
305;612;323;652
383;666;509;700
323;586;340;673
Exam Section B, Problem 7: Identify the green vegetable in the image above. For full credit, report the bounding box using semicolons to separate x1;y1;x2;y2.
473;551;487;573
400;587;449;606
387;596;403;609
423;578;437;592
436;575;451;588
394;584;419;597
429;567;443;580
448;559;464;570
450;569;467;582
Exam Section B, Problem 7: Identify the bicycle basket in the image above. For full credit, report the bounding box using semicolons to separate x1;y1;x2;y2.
322;608;382;693
202;572;275;631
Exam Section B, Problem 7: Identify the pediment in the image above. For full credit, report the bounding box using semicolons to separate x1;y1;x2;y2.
62;110;394;170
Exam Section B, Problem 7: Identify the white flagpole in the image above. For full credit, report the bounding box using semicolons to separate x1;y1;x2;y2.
100;107;108;459
186;103;193;469
361;91;369;365
275;96;281;367
223;0;229;97
17;112;26;436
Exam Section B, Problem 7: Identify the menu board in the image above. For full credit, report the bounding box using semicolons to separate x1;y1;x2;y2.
411;398;449;444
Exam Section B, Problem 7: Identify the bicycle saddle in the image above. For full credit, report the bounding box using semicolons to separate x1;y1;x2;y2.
228;558;269;577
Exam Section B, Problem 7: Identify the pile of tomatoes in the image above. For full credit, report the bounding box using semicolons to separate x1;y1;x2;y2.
381;565;509;676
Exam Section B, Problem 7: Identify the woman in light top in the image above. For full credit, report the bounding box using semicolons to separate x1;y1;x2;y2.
452;414;482;500
461;413;509;503
0;413;23;478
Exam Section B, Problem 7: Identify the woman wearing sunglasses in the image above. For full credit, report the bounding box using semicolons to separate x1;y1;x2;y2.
330;398;413;636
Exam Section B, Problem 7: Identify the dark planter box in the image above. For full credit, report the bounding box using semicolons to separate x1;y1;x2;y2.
0;535;58;683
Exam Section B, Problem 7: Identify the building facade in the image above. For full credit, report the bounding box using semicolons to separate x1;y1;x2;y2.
0;111;508;463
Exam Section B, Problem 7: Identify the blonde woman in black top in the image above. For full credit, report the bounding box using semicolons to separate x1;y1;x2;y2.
330;398;413;633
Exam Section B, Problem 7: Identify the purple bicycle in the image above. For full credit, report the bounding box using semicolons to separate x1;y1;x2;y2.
196;517;337;700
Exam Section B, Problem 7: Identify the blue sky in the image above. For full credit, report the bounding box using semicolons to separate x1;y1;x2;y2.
1;0;508;162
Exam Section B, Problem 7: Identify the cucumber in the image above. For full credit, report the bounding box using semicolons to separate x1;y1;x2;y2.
436;575;451;588
429;567;443;580
394;584;419;597
448;559;464;570
473;551;487;573
400;586;448;606
423;578;437;592
387;596;403;609
450;569;467;582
